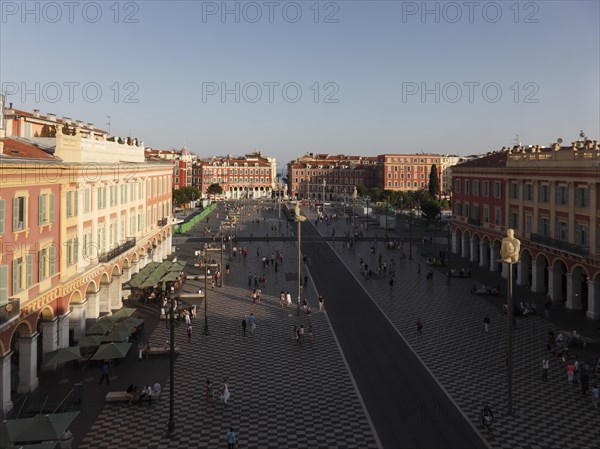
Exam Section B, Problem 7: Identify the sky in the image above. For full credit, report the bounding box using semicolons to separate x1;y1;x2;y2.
1;0;599;168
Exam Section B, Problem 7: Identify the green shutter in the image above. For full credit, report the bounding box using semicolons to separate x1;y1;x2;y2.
74;192;79;216
0;265;8;305
0;199;4;234
26;254;33;287
38;195;44;225
74;237;79;263
49;193;55;223
12;259;18;293
13;198;18;230
39;250;44;282
49;246;56;276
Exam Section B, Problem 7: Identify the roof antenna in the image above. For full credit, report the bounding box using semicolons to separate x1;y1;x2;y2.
106;115;111;134
513;133;521;146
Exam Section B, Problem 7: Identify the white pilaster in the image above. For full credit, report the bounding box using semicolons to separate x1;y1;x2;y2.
516;260;529;287
479;243;487;267
531;261;544;293
70;300;87;342
58;312;71;349
17;333;40;394
86;290;100;321
565;273;581;310
461;236;469;259
109;274;122;310
548;267;562;303
0;351;13;415
451;232;458;254
99;284;111;314
489;246;500;272
41;318;58;363
586;279;599;320
469;239;477;262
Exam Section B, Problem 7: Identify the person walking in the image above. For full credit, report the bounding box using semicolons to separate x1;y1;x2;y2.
286;291;292;307
221;378;230;404
242;315;247;337
98;361;110;385
299;324;305;345
567;361;575;384
318;295;324;312
483;315;490;332
416;319;423;335
247;313;256;334
187;325;192;342
206;379;214;402
225;427;236;448
292;325;298;344
591;384;599;408
542;357;549;380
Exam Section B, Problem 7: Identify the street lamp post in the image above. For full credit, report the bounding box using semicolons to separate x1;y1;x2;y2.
322;179;326;208
220;236;224;287
447;223;452;285
385;198;389;241
366;196;369;231
166;287;178;437
409;208;413;260
352;187;357;254
203;259;209;335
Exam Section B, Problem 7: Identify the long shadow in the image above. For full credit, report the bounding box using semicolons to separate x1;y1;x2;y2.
298;221;488;449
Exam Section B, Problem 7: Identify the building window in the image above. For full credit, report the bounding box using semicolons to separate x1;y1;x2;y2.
525;215;532;233
0;199;4;235
39;247;49;281
509;182;519;200
97;187;106;209
524;184;533;201
556;186;568;206
491;181;500;199
465;180;470;194
472;181;479;196
454;179;461;193
12;257;25;293
554;221;568;241
494;208;501;225
575;224;589;246
66;238;79;266
12;196;27;231
85;188;91;213
483;207;489;223
482;181;489;197
39;193;55;224
538;184;549;203
575;187;590;208
509;212;519;229
66;191;78;218
538;218;550;236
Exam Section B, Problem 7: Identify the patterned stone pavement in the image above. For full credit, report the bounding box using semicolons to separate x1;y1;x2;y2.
79;204;379;448
308;206;600;449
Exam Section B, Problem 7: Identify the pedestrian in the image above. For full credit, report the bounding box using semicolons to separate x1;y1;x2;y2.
542;357;549;380
308;324;314;342
483;315;490;332
98;361;110;385
242;315;247;336
248;313;256;334
292;325;298;343
307;305;312;319
417;263;421;274
225;428;236;449
567;361;575;383
299;324;305;345
286;291;292;307
416;319;423;335
580;364;590;395
318;295;324;312
591;384;599;408
225;263;230;275
280;291;285;309
206;378;214;402
187;325;192;342
389;277;394;287
248;273;252;287
304;275;308;288
221;378;230;404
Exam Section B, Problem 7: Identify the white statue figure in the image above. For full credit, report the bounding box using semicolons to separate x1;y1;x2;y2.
500;229;521;264
294;201;306;222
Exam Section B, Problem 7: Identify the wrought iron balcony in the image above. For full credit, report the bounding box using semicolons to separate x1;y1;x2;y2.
98;238;136;263
158;218;168;226
530;234;589;257
0;297;20;324
468;218;481;226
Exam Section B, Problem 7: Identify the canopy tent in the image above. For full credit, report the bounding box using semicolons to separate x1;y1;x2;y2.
110;307;136;320
77;335;104;348
101;326;132;343
91;342;132;360
85;317;114;335
42;346;81;368
0;411;79;446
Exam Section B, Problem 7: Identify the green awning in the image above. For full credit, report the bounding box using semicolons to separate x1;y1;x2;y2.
91;342;132;360
42;346;81;368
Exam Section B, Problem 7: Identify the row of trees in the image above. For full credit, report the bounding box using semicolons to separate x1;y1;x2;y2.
172;183;223;208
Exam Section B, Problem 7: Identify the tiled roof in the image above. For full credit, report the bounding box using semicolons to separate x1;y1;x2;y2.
0;138;58;160
9;109;106;133
453;151;508;169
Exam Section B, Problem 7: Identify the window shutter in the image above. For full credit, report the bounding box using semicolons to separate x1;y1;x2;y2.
13;198;18;230
0;199;4;234
12;259;18;293
39;195;44;225
74;237;79;263
26;254;33;287
39;250;44;281
0;265;8;304
49;247;56;276
74;192;79;216
49;193;55;223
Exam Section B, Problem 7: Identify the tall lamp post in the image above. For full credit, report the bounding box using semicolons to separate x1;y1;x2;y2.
322;179;326;208
366;196;369;231
385;197;389;241
294;201;306;316
408;206;413;260
203;255;209;335
352;187;357;254
220;236;224;287
166;286;178;436
447;223;452;285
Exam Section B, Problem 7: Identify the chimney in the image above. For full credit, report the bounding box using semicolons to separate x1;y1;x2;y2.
9;102;13;109
594;140;599;150
87;123;94;129
63;116;71;124
47;113;56;121
33;109;40;117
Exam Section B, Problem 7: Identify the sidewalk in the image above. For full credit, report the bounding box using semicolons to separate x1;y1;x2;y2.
78;201;380;448
307;204;600;449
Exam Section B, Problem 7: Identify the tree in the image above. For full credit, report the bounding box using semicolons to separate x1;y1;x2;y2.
420;197;441;222
206;183;223;201
356;185;368;197
172;186;201;208
428;164;440;199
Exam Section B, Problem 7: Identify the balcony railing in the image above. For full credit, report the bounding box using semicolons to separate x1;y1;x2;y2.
530;234;589;257
158;218;168;226
468;218;481;226
98;238;136;263
0;297;20;324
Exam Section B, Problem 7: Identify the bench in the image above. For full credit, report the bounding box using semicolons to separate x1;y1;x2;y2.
105;390;161;402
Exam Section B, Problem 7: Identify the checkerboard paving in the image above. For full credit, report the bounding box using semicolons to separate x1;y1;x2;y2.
332;234;600;449
79;238;379;449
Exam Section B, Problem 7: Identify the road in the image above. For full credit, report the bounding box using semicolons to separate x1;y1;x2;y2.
299;219;488;449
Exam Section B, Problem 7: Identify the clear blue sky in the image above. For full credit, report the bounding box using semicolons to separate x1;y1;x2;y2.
1;0;598;166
